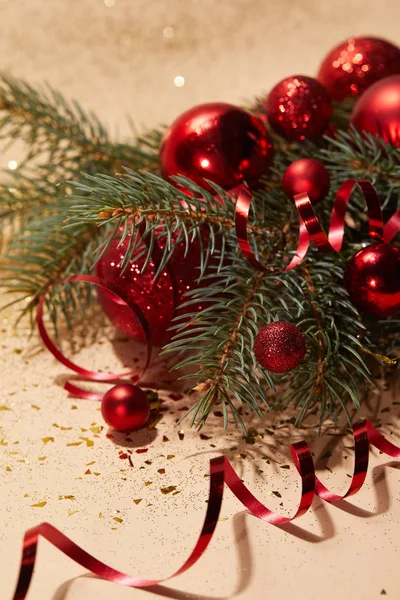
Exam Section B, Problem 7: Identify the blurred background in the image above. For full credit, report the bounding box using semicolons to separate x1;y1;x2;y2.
1;0;399;135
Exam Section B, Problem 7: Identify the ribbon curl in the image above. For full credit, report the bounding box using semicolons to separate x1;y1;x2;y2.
235;179;400;272
37;275;152;400
10;419;400;599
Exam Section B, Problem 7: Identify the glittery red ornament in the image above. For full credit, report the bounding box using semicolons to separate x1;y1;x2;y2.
350;75;400;148
318;37;400;101
344;243;400;318
96;229;213;346
101;384;150;432
282;159;330;205
264;76;332;142
160;102;273;192
254;321;306;373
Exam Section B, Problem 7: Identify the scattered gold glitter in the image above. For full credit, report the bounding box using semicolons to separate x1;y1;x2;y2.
178;431;185;441
24;494;29;498
6;466;11;472
160;486;177;495
59;495;75;501
99;512;104;518
280;465;290;469
32;501;47;507
60;426;72;431
158;468;166;475
94;472;101;476
144;481;153;486
144;460;152;465
85;469;92;475
90;426;103;434
113;517;123;523
71;405;78;410
31;405;40;410
167;454;175;460
13;348;22;354
133;499;142;505
0;440;8;446
268;491;282;498
86;461;96;466
172;491;181;496
218;517;228;522
0;405;11;411
42;437;54;444
67;510;79;517
162;436;169;442
80;437;94;447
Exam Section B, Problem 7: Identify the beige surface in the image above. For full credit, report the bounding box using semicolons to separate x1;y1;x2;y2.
1;1;400;599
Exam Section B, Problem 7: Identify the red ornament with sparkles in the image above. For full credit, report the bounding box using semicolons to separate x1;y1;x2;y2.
254;321;306;373
97;229;214;346
344;243;400;318
160;102;273;192
318;37;400;100
350;75;400;148
282;159;330;205
264;75;332;142
101;384;150;432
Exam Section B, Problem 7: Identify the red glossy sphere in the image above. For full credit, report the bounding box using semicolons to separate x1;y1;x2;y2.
318;37;400;100
160;102;273;192
265;75;332;142
254;321;306;373
350;75;400;148
101;384;150;432
282;159;330;205
344;243;400;318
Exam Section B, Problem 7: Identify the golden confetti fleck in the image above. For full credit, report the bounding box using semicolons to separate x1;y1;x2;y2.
90;426;103;434
24;494;30;498
133;499;142;505
167;454;175;460
218;517;229;522
237;453;246;459
144;460;152;465
280;465;290;469
80;437;94;447
162;436;169;442
144;481;153;486
160;486;177;495
42;437;54;444
71;405;78;410
85;469;92;475
32;501;47;508
0;405;11;411
80;428;88;432
38;457;46;461
93;472;101;476
158;468;166;475
380;590;387;595
0;440;8;446
17;459;26;463
67;510;79;517
67;442;82;447
6;466;12;472
59;495;75;501
99;512;104;518
13;348;22;354
53;423;60;428
268;491;282;498
60;427;72;431
31;405;40;410
9;451;18;455
172;491;181;496
178;431;185;441
113;517;123;523
86;461;96;466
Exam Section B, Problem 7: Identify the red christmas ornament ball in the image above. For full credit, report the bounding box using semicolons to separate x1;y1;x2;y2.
254;321;306;373
350;75;400;147
318;37;400;100
101;384;150;432
97;228;214;346
344;243;400;318
282;159;330;205
264;75;332;141
160;102;273;192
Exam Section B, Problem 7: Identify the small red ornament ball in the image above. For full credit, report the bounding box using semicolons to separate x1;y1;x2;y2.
350;75;400;148
254;321;306;373
101;384;150;432
159;102;273;192
282;159;330;205
264;75;332;142
344;243;400;318
318;37;400;100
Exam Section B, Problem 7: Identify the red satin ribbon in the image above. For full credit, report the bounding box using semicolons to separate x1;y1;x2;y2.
10;418;400;599
235;179;400;272
37;275;152;400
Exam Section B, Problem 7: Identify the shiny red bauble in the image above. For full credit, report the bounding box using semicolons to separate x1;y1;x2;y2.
318;37;400;100
97;229;213;346
254;321;306;373
160;102;273;192
101;384;150;432
350;75;400;148
282;159;330;205
264;75;332;142
344;243;400;318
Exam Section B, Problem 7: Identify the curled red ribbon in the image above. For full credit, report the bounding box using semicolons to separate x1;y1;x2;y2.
236;179;400;272
10;418;400;599
37;275;152;400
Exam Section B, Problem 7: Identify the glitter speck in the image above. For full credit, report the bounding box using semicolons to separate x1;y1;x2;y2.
174;75;185;88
